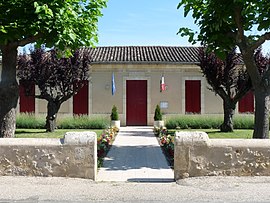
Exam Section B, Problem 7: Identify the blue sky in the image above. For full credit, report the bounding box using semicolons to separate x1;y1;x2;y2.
19;0;270;52
97;0;270;53
97;0;197;46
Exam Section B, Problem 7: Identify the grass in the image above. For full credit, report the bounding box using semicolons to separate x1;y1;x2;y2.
167;129;254;139
15;128;104;138
16;127;255;139
205;129;254;139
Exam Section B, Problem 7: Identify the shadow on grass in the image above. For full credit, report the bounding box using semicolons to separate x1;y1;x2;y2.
15;130;46;134
205;130;222;134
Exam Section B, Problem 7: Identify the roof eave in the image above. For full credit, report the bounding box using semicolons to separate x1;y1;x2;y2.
91;61;200;65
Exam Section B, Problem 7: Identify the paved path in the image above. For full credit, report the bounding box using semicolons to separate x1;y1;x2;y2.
97;126;174;182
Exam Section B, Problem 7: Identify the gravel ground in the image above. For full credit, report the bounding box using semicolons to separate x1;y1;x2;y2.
0;176;270;202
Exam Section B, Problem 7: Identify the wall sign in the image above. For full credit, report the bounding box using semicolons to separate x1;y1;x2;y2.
160;101;168;109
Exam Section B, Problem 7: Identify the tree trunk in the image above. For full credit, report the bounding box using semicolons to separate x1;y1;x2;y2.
253;88;270;139
46;100;60;132
220;99;235;132
240;51;270;139
0;45;18;138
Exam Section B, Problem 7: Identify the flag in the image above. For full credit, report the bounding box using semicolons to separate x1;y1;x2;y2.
160;75;166;92
112;72;116;95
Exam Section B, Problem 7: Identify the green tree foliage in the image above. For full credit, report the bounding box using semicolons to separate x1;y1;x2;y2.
0;0;107;52
0;0;107;137
178;0;270;138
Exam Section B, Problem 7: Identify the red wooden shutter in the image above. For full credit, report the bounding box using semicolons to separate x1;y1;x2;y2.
185;80;201;113
73;80;89;115
239;91;254;113
19;81;35;113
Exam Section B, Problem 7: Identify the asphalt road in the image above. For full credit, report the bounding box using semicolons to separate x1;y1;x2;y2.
0;176;270;202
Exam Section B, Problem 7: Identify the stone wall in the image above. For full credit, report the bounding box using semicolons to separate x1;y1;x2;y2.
0;132;97;180
174;132;270;180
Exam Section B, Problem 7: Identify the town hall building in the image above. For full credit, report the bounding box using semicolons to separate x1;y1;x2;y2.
18;46;254;126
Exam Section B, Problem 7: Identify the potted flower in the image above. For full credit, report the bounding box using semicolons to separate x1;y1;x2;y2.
110;105;120;129
154;104;164;128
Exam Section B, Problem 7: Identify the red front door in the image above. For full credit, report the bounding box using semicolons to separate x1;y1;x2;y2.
185;80;201;113
126;80;147;125
73;81;89;115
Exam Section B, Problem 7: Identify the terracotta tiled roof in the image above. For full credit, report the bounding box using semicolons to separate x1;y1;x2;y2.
89;46;200;64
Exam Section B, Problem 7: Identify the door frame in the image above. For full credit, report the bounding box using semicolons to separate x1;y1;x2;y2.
123;76;151;126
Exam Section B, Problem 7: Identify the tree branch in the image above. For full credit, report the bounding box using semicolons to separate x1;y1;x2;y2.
15;33;43;47
35;92;51;101
250;32;270;51
234;6;245;44
234;82;252;102
35;94;46;100
215;87;228;101
225;31;237;39
59;94;73;104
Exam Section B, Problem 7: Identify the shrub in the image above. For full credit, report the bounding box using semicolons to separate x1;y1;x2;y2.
16;113;110;129
165;114;254;129
58;115;110;129
234;115;254;129
110;105;119;120
154;104;163;121
16;113;46;129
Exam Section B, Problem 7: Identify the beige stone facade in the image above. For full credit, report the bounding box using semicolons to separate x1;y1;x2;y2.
29;63;224;125
90;63;223;126
16;46;252;126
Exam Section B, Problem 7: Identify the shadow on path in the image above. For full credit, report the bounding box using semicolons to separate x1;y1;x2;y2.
97;127;174;182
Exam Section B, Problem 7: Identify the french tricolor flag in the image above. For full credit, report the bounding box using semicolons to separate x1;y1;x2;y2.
160;75;166;92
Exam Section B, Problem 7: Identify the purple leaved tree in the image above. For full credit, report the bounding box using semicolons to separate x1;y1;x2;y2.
17;48;91;132
198;47;252;132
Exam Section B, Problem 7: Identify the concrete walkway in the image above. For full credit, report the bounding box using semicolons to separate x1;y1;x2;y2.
97;126;174;182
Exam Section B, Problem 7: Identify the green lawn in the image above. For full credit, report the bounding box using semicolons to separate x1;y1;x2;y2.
168;129;254;139
15;129;104;138
15;128;257;139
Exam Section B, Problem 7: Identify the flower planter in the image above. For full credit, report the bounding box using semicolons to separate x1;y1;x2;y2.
154;120;164;128
111;120;120;129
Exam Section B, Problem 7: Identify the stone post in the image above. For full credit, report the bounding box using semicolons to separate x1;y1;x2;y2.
174;131;209;180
